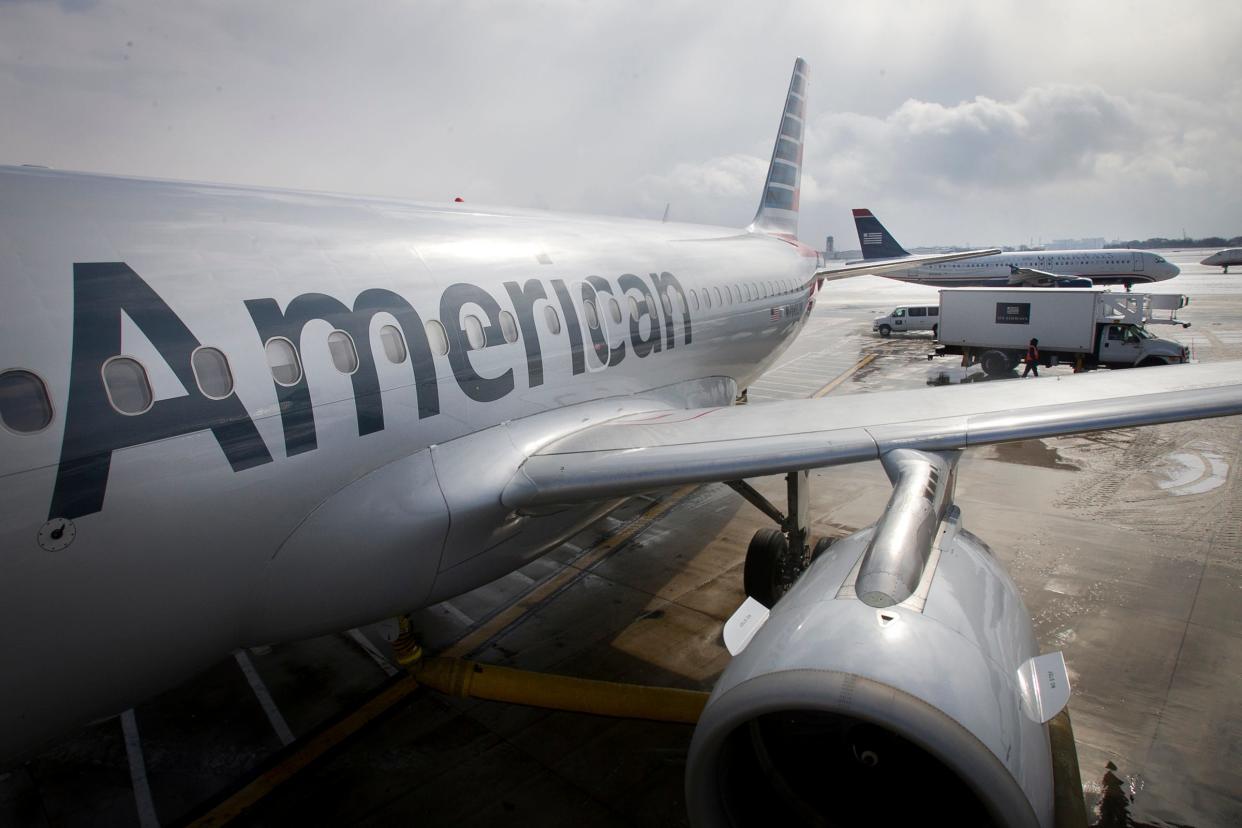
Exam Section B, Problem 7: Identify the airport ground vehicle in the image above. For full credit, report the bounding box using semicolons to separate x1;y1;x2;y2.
934;288;1188;376
872;305;939;337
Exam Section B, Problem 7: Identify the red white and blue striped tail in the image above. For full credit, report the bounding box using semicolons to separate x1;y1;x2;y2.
748;58;807;241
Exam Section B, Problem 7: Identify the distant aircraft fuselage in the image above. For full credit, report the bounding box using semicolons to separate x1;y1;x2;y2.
1201;248;1242;273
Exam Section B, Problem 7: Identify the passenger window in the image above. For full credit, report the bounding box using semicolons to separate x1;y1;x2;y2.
0;369;53;433
328;330;359;374
464;315;486;350
689;291;700;311
743;284;752;301
929;308;939;317
380;324;408;363
265;338;302;386
713;286;722;306
499;310;519;343
909;308;926;318
627;296;640;320
703;289;712;309
545;305;562;335
660;291;672;316
583;299;600;330
609;298;622;324
103;357;154;414
192;347;234;399
732;285;742;303
425;320;449;356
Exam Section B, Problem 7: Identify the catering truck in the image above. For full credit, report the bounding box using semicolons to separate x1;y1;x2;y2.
935;288;1189;376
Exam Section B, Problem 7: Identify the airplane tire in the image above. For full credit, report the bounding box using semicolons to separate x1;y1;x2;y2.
879;325;891;337
744;528;791;608
981;350;1010;377
811;536;835;562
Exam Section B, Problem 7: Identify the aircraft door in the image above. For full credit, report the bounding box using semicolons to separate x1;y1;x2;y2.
1100;324;1142;364
1133;252;1145;272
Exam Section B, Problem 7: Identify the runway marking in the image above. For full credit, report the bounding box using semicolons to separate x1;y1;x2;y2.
186;677;422;828
233;651;296;747
346;629;400;677
120;709;160;828
446;485;698;659
187;486;698;826
508;569;536;586
812;353;878;398
437;600;477;628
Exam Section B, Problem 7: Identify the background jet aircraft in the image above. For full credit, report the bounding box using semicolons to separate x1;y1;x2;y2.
1201;248;1242;272
852;207;1181;287
1;59;1239;827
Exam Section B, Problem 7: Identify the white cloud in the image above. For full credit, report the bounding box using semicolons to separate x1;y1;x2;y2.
1;0;1239;245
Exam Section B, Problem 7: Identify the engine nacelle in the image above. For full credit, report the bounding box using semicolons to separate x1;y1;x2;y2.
687;452;1062;828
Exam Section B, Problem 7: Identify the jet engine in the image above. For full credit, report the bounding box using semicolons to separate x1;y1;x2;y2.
686;450;1069;828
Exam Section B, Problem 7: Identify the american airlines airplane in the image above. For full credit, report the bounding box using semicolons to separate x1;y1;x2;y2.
852;208;1181;287
2;60;1240;827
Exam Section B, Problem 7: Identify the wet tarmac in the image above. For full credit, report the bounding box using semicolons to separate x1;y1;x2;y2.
3;249;1239;827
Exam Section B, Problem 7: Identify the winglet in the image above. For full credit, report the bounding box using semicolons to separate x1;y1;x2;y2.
748;58;808;240
853;207;910;259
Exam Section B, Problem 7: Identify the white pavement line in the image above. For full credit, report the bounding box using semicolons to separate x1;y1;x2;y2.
120;709;160;828
439;600;476;627
233;650;296;746
347;628;400;677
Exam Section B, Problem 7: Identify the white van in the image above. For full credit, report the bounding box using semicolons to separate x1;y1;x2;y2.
872;305;939;337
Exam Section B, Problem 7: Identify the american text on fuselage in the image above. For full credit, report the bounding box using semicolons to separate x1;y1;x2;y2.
0;262;812;534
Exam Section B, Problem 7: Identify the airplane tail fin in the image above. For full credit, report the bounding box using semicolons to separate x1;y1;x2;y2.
853;208;909;259
748;58;808;240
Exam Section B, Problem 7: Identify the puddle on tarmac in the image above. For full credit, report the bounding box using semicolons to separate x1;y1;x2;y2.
988;439;1081;471
1086;761;1188;828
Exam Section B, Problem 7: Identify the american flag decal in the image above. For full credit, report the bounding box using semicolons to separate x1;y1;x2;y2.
862;232;882;245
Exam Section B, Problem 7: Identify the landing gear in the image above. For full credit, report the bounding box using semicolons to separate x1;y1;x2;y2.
743;529;794;609
728;470;830;608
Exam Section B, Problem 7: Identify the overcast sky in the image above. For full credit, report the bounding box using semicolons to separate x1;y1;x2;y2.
3;0;1240;248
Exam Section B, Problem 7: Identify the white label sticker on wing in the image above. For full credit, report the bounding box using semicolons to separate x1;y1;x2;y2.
723;596;771;656
1017;651;1071;724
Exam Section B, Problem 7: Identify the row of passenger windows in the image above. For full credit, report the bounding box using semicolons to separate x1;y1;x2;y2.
1;280;807;432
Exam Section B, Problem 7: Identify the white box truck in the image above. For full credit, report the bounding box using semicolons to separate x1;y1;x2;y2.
935;288;1188;376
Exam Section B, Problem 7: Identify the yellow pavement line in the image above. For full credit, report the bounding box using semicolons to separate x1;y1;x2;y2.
186;675;420;828
445;485;697;658
811;353;877;398
186;484;697;826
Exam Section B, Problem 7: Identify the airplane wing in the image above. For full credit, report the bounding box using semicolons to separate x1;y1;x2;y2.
816;248;1001;282
503;361;1242;507
1006;265;1084;286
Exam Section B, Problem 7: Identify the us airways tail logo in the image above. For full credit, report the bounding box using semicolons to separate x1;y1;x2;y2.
50;263;692;520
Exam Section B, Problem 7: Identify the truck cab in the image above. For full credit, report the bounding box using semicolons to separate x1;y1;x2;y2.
1097;323;1188;367
873;305;939;337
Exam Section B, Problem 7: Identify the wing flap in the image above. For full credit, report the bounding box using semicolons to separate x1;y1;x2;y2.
504;362;1242;508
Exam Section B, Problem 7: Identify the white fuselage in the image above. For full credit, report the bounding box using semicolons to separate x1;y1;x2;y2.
880;249;1179;287
1201;248;1242;269
0;166;819;759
